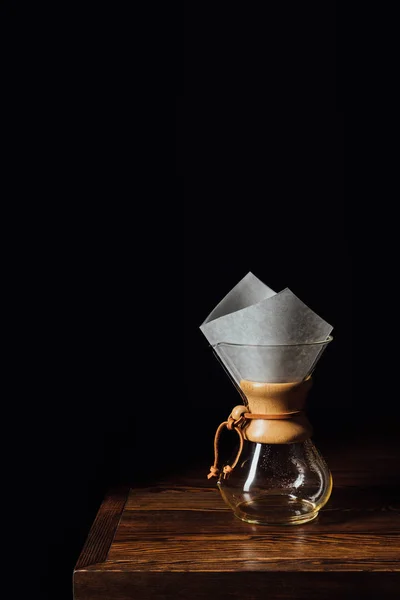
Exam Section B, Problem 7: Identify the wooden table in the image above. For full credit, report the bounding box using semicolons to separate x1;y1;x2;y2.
74;438;400;599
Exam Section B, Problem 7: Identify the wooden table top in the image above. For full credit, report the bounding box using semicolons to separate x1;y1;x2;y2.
74;437;400;599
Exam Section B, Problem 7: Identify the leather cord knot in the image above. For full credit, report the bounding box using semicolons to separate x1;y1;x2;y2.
226;416;235;430
207;466;219;480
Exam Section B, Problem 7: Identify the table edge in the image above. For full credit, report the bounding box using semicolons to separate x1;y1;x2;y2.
74;486;130;571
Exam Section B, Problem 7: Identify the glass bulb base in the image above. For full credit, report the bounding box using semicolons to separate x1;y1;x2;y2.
217;439;332;525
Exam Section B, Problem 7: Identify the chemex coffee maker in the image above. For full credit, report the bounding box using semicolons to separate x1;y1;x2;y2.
200;273;333;525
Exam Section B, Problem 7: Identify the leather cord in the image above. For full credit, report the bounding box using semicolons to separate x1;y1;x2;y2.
243;411;301;420
207;410;303;480
207;416;245;480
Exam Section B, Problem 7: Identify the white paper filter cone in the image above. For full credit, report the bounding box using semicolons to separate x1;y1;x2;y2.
200;272;333;383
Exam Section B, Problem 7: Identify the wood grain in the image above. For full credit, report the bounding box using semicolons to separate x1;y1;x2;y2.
74;487;129;570
74;438;400;599
73;572;400;600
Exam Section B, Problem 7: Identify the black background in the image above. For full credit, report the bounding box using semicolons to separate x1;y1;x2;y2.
1;2;367;599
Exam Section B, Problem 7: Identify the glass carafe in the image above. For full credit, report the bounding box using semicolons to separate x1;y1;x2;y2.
208;339;333;525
